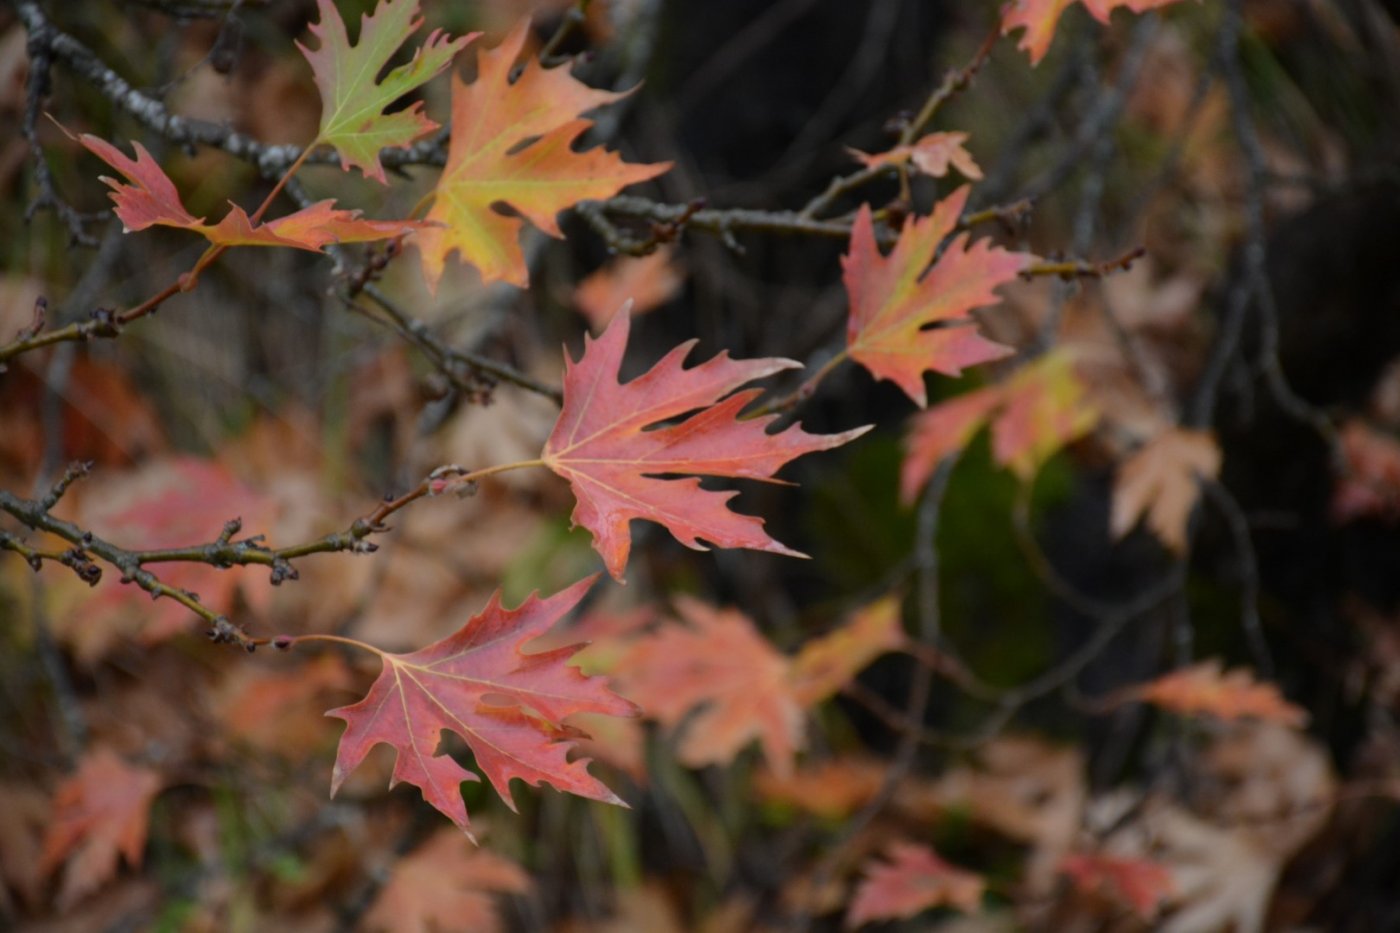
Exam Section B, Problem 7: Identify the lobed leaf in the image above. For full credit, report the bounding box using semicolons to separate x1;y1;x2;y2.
297;0;473;182
842;186;1032;407
79;134;420;252
326;576;635;835
417;20;670;288
542;308;869;581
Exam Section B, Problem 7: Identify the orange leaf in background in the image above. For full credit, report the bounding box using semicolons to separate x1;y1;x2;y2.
573;249;685;330
616;597;800;775
1332;418;1400;523
900;352;1097;499
1002;0;1188;65
1111;427;1221;553
327;576;635;836
848;131;982;180
1061;852;1174;920
364;828;530;933
78;134;421;252
845;842;985;928
842;186;1032;407
542;309;869;581
418;20;670;288
616;597;904;776
790;596;906;706
61;457;278;660
39;748;162;911
754;758;888;820
1129;660;1308;727
297;0;473;183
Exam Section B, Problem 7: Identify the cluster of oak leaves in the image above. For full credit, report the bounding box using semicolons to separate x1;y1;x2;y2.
5;0;1378;929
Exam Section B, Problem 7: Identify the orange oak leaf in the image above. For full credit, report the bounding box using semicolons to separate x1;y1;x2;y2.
364;828;530;933
417;20;670;289
326;575;636;835
1111;427;1221;553
848;131;982;180
790;595;906;707
900;352;1097;499
616;597;800;776
616;597;903;776
78;134;420;251
845;842;985;928
1002;0;1188;66
1061;852;1174;920
297;0;473;183
39;748;162;910
842;186;1032;407
542;308;869;581
1127;660;1308;727
573;248;685;330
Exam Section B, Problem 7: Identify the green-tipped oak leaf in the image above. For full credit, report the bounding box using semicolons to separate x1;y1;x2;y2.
326;576;635;835
417;20;670;289
842;187;1032;407
78;133;420;251
541;309;870;581
297;0;474;182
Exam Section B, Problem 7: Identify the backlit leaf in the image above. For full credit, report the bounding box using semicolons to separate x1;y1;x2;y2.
418;20;670;288
326;576;635;835
541;309;868;581
297;0;473;182
842;186;1032;407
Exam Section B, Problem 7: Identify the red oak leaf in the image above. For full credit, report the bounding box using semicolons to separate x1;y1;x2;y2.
327;576;635;835
417;20;670;288
900;352;1097;499
842;186;1032;407
297;0;473;183
39;748;162;910
1127;660;1308;727
1061;852;1174;920
1002;0;1188;66
846;842;985;928
78;134;419;250
542;309;869;581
